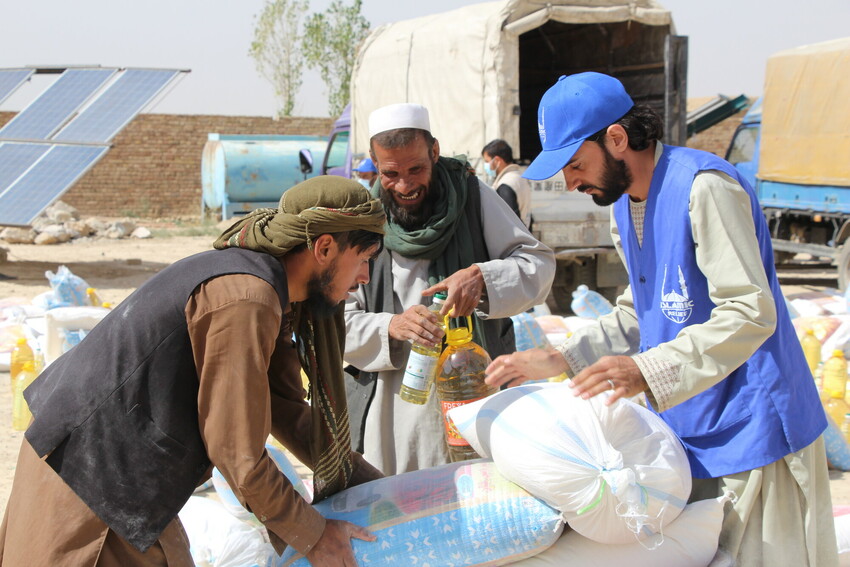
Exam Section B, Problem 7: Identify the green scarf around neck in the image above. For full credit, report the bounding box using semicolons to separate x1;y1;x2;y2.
376;156;489;347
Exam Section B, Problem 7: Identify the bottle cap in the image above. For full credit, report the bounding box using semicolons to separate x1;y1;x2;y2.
434;291;447;301
16;337;27;346
87;287;96;293
833;350;845;357
806;328;815;335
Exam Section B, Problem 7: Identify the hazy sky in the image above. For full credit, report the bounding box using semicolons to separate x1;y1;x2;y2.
1;0;848;118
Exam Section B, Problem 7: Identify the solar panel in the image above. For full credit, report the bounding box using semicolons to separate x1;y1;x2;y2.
0;69;33;104
0;144;108;226
54;68;181;143
0;142;52;192
0;68;115;141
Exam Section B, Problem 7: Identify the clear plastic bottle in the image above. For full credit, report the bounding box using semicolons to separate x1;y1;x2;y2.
400;292;447;405
570;284;613;319
823;350;850;426
435;316;497;462
9;338;34;394
12;361;38;431
800;328;822;374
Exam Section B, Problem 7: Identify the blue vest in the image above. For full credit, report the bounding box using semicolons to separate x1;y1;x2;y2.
613;145;826;478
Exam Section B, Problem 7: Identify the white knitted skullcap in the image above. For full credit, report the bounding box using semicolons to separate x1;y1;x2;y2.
368;103;431;138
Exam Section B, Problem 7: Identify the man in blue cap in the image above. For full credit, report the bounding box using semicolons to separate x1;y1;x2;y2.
353;157;378;190
485;72;837;566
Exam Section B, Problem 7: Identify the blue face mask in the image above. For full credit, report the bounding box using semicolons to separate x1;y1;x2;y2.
483;160;494;177
357;178;372;190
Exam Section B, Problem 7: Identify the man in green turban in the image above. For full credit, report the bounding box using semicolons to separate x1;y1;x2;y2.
1;177;386;566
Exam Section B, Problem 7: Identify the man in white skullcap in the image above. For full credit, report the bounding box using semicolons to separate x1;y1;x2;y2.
343;102;556;474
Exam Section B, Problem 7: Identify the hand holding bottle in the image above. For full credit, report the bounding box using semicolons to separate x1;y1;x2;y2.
389;304;445;348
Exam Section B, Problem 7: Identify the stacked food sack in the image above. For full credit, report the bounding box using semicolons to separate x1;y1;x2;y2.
448;383;725;566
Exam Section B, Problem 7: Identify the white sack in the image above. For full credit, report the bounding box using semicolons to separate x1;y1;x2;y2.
179;496;276;567
511;495;725;567
449;382;691;544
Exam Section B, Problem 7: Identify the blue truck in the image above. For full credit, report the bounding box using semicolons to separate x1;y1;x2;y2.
725;38;850;288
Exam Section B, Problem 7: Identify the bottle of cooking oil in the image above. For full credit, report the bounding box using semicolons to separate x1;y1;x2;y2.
435;315;496;462
823;350;850;426
86;287;103;307
9;337;34;394
12;361;38;431
400;292;447;405
800;328;821;374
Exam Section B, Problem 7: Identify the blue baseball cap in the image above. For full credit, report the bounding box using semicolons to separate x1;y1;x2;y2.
523;73;634;181
353;157;377;173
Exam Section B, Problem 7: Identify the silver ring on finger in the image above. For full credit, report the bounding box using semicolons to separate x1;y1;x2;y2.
607;379;615;391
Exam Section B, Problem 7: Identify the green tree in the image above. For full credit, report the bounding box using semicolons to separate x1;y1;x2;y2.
249;0;309;117
302;0;370;117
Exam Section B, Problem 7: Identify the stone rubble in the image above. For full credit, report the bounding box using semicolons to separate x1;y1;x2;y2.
0;201;152;247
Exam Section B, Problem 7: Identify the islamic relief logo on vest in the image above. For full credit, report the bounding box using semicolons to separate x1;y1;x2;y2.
538;107;546;144
660;264;693;324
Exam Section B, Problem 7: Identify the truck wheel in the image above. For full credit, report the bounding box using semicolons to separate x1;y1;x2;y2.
837;245;850;292
551;258;596;314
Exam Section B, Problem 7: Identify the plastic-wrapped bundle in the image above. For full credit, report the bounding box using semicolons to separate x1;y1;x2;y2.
449;383;691;545
276;459;563;566
510;312;551;352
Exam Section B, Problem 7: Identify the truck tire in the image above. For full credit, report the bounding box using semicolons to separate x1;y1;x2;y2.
551;258;596;313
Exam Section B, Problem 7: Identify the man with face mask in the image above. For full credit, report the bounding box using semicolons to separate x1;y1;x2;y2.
353;157;378;190
484;72;837;567
343;103;555;475
1;177;387;566
481;139;532;228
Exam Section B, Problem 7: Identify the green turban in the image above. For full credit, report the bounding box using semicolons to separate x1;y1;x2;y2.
213;175;385;256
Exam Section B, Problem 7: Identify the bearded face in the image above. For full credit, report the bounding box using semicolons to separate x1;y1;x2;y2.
577;143;633;207
303;259;340;319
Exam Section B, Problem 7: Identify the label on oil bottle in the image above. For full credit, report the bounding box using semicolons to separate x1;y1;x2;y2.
402;350;439;391
441;397;486;446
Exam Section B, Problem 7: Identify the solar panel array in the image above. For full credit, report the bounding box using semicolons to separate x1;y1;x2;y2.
0;69;33;105
0;66;185;226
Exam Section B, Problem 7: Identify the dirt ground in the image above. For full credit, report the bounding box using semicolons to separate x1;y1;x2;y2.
1;228;850;519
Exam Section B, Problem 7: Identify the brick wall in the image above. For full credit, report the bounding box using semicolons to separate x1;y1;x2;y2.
0;111;333;219
0;104;743;219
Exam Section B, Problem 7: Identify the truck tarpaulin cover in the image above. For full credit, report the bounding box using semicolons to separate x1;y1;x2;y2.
760;37;850;187
350;0;672;161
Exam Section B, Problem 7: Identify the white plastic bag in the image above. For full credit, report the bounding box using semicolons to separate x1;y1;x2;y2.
449;383;692;544
43;265;90;308
511;496;726;567
179;496;276;567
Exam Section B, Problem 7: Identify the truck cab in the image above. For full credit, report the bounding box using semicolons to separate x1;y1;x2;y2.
321;104;352;178
725;97;762;189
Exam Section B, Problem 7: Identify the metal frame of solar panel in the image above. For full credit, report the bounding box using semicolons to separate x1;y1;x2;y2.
0;68;33;105
0;66;186;226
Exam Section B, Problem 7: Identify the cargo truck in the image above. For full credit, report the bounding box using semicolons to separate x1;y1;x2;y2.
725;37;850;289
321;0;688;309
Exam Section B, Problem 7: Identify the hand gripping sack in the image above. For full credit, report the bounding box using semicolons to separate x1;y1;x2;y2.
276;459;563;566
448;383;692;544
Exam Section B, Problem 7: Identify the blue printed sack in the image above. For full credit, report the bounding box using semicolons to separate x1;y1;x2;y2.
276;459;562;566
